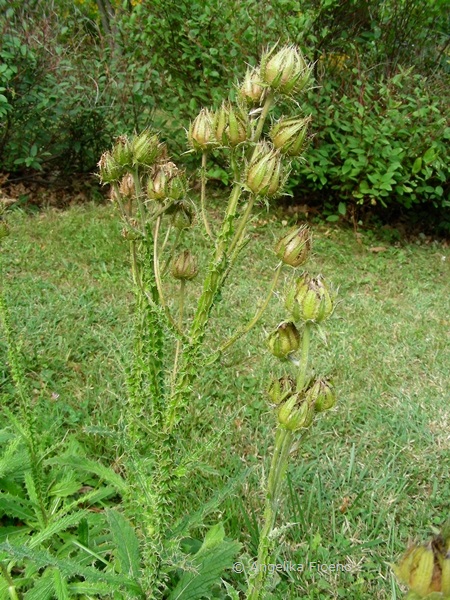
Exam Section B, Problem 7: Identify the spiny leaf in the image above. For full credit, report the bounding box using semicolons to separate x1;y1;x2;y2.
168;524;241;600
0;493;34;522
29;510;89;549
106;508;141;580
47;455;126;493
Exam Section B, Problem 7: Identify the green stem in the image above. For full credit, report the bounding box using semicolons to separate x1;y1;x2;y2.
200;151;214;239
228;193;257;258
246;426;294;600
296;321;312;392
214;262;282;357
132;167;147;233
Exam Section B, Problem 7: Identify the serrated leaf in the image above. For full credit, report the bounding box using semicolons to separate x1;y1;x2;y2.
23;569;55;600
47;456;126;493
168;524;241;600
0;493;34;521
52;568;70;600
222;580;240;599
29;510;89;549
106;508;141;579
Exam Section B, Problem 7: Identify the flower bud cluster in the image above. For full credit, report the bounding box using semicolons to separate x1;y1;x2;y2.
267;375;335;431
98;132;164;184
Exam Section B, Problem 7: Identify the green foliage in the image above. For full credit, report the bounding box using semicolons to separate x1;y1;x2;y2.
293;65;449;227
0;0;113;175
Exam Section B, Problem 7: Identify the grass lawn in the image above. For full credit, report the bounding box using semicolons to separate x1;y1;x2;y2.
1;201;449;599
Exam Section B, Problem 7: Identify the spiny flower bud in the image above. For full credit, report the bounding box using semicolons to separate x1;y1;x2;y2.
188;108;216;151
98;151;124;184
267;321;300;359
277;393;313;431
306;379;336;413
285;274;335;323
171;250;198;281
270;116;312;157
268;375;295;406
246;142;287;197
112;135;133;169
167;173;188;201
213;102;228;146
170;201;194;230
226;104;250;147
147;162;180;201
260;44;312;95
275;225;311;267
131;131;161;167
119;173;135;198
238;67;266;106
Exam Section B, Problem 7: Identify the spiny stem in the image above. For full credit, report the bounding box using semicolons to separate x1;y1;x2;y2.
200;151;214;239
171;279;186;391
296;321;312;391
247;426;294;599
228;193;257;258
153;216;166;308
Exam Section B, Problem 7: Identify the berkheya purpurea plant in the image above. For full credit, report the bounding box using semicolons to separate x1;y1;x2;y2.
98;43;337;598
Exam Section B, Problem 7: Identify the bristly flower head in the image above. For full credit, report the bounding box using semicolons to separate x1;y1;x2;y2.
260;44;312;95
171;250;198;281
275;225;312;267
238;67;266;106
267;321;300;359
285;274;335;323
187;108;217;151
98;151;124;184
270;116;312;157
131;131;161;167
246;141;289;197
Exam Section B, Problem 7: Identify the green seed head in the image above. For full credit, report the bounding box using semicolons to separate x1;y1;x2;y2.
171;250;198;281
238;67;266;106
131;131;161;167
188;108;216;151
226;104;250;147
147;162;179;201
277;393;311;431
98;151;124;184
286;274;335;323
268;375;295;405
267;321;300;359
306;379;336;412
270;116;312;157
275;225;312;267
246;142;286;197
170;201;194;230
260;44;312;95
112;135;133;169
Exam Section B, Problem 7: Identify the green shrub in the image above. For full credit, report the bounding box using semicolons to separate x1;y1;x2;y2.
0;0;114;175
292;63;449;227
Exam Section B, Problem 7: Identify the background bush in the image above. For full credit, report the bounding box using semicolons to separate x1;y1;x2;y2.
0;0;448;229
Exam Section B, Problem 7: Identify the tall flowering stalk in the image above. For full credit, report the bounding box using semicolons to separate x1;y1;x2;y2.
98;43;316;596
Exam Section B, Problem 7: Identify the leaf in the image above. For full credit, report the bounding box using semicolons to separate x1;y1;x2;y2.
326;215;339;222
423;147;437;164
168;524;241;600
0;493;34;522
338;202;347;216
411;157;422;174
106;508;141;580
222;580;240;599
52;569;70;600
47;456;126;493
29;510;89;549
